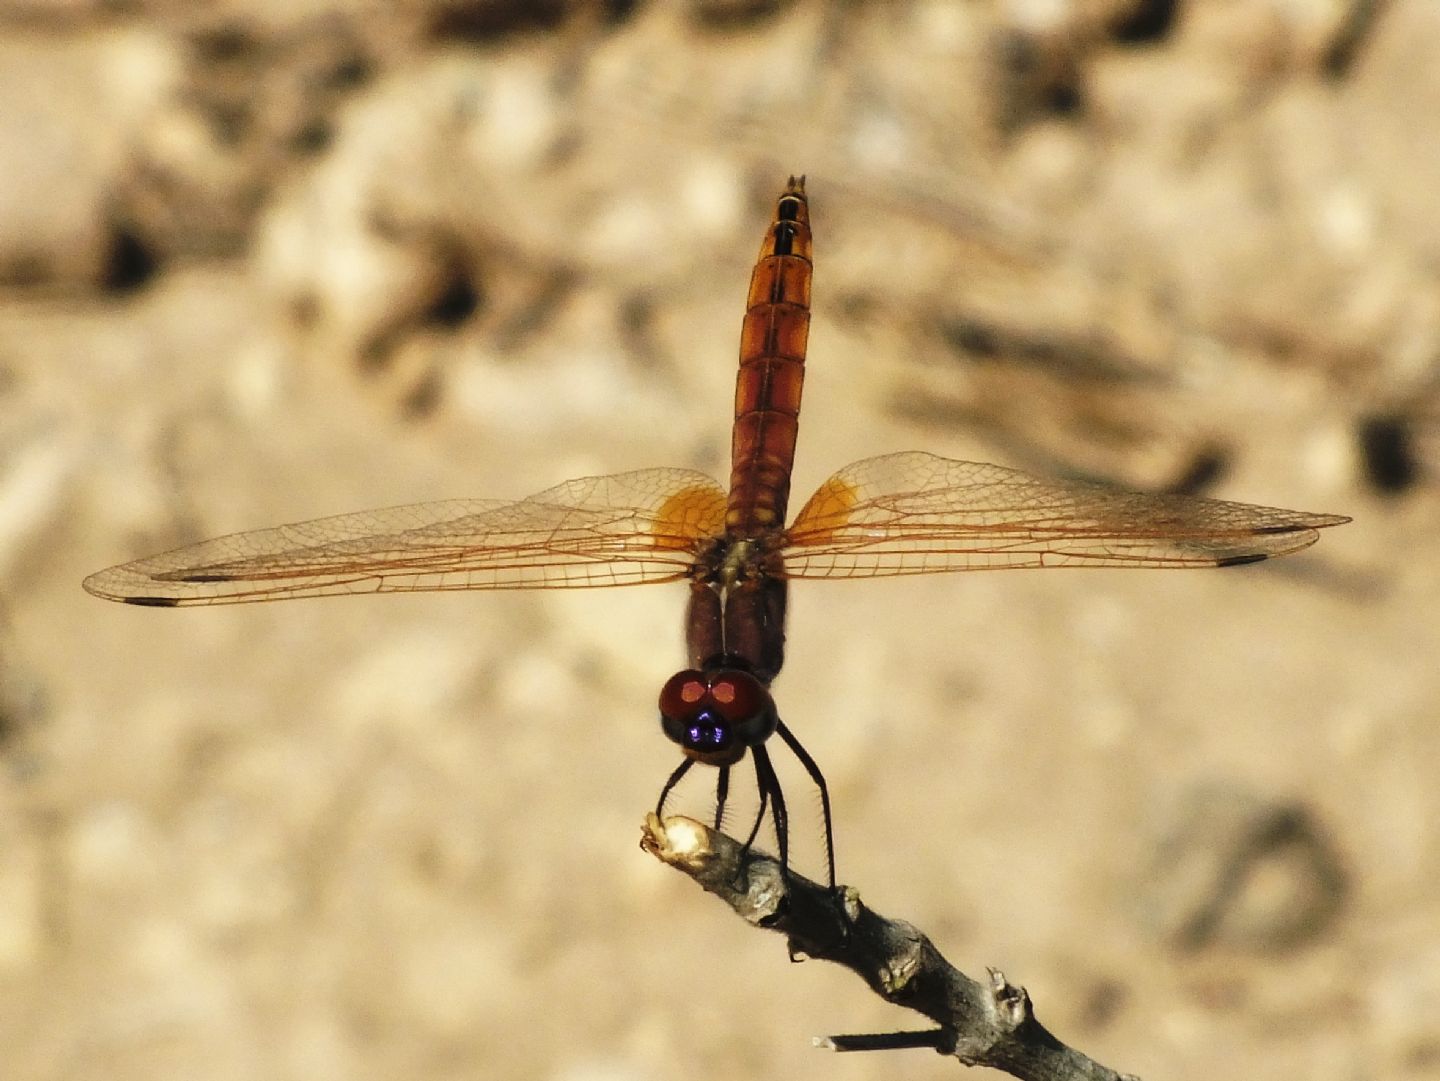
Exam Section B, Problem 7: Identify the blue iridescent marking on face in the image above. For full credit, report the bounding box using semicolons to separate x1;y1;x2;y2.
687;711;730;750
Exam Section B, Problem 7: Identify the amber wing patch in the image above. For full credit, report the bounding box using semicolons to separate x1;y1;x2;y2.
785;472;861;548
653;482;729;550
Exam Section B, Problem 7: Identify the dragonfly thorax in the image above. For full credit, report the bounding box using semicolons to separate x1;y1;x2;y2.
710;535;774;592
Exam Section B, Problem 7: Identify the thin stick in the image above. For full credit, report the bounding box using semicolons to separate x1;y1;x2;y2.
641;814;1141;1081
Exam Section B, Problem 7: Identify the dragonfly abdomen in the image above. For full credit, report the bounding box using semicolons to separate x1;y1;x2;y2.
727;177;813;537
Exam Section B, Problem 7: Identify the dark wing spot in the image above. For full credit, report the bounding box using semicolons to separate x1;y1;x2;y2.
180;573;232;583
1217;553;1268;568
123;596;182;607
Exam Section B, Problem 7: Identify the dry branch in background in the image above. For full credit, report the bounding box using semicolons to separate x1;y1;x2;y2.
641;814;1139;1081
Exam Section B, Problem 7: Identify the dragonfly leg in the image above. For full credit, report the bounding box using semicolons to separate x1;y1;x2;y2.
775;719;836;890
656;758;694;817
713;764;731;831
742;768;769;850
751;744;790;879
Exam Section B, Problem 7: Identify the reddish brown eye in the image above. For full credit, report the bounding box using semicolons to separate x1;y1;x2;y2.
658;669;707;719
658;667;777;764
707;669;776;746
707;669;763;721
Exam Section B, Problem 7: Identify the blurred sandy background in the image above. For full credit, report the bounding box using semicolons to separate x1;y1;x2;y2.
0;1;1432;1078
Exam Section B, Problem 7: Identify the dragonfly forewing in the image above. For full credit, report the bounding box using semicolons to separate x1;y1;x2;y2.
780;451;1350;578
84;469;729;606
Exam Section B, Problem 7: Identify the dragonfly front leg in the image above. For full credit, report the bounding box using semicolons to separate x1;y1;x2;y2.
713;764;730;831
656;758;694;818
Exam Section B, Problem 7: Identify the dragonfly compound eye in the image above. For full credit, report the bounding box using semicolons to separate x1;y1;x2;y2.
707;669;777;748
657;668;775;766
658;669;707;720
659;669;734;763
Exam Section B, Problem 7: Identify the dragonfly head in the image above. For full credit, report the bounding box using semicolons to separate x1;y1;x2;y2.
658;667;777;767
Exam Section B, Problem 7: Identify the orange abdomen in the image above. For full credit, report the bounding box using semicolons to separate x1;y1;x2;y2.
726;177;813;537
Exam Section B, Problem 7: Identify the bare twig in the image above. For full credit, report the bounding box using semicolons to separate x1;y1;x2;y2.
641;814;1140;1081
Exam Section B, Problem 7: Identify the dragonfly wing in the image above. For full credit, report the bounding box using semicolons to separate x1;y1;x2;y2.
782;451;1349;577
84;468;728;606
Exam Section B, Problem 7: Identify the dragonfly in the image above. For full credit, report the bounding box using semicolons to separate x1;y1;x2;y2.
85;176;1349;888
